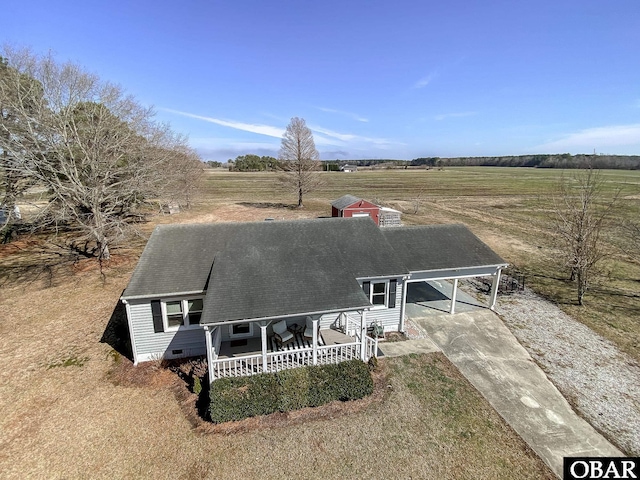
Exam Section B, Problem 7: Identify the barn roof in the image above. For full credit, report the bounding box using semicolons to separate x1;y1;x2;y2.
381;224;507;272
331;194;362;210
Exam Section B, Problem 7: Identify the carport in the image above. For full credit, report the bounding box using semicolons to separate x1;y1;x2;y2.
405;279;488;317
381;224;508;331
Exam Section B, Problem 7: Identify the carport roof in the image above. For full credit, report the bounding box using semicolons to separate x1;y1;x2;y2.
381;224;507;272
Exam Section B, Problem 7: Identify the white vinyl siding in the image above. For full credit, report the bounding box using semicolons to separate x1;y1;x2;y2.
360;277;403;332
318;277;404;333
128;301;206;363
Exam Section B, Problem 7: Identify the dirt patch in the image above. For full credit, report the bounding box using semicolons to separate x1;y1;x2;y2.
178;202;317;225
383;331;407;342
0;238;41;259
107;357;178;389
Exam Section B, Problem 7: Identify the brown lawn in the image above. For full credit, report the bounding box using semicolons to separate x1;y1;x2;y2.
0;200;554;479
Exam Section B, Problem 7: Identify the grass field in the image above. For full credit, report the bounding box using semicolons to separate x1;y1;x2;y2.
1;166;636;478
199;167;640;361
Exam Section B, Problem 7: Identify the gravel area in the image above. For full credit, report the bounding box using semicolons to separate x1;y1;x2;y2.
493;288;640;456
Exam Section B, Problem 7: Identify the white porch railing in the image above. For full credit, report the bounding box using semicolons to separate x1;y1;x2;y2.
316;342;359;365
338;311;362;337
210;353;263;379
363;335;379;361
209;339;377;381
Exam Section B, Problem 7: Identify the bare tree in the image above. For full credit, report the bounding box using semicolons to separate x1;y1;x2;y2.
626;222;640;251
553;167;619;305
278;117;321;208
0;47;199;259
411;186;426;214
159;143;204;209
0;51;40;238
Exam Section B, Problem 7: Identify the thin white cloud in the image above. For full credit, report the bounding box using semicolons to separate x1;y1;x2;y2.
434;111;478;121
163;108;284;138
536;124;640;152
190;137;278;150
310;125;356;142
309;125;399;147
316;106;369;122
164;108;403;153
413;72;437;89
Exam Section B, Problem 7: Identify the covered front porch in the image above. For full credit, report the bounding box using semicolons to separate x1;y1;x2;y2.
203;311;379;383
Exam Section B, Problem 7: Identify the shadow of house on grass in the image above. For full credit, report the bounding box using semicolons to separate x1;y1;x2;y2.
237;202;295;210
100;296;134;362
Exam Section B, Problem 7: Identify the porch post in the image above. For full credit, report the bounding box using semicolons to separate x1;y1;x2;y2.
490;269;502;310
204;326;213;384
449;278;458;314
312;318;318;365
399;278;408;333
260;323;268;373
360;310;367;361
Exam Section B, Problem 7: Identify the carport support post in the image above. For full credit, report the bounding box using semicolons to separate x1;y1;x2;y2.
260;323;268;372
399;279;408;333
490;269;502;311
312;319;318;365
450;278;458;314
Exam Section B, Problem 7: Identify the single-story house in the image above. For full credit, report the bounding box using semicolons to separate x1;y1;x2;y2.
121;217;507;383
340;164;357;172
331;195;381;225
0;204;21;224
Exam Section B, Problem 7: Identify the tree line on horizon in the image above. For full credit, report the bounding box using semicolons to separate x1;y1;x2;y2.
409;154;640;170
226;154;640;171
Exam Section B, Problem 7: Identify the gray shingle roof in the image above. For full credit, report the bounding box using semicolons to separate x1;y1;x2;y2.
381;224;507;272
123;219;506;324
123;217;409;323
331;194;362;210
122;223;237;299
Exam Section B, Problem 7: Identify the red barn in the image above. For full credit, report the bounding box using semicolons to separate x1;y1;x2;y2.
331;195;381;225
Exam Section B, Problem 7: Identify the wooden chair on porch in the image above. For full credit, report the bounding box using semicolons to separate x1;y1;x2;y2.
303;316;318;342
273;319;295;349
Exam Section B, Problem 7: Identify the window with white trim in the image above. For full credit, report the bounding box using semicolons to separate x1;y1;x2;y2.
165;301;184;328
162;298;203;331
187;299;203;324
371;281;387;305
229;322;253;338
362;279;397;309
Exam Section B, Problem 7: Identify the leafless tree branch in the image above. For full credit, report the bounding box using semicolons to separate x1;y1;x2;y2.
278;117;322;208
0;46;203;257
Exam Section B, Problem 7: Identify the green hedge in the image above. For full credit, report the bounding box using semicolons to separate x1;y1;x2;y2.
209;359;373;424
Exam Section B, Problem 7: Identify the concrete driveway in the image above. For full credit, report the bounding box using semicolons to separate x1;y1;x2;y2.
408;307;622;478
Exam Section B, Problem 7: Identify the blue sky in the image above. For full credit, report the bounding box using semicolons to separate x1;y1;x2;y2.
4;0;640;160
